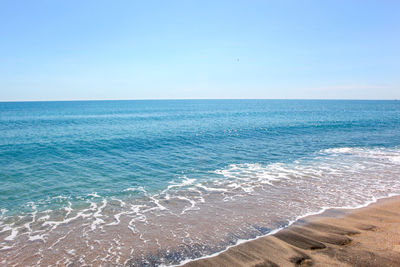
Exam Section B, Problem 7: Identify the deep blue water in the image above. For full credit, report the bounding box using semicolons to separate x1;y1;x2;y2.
1;100;400;212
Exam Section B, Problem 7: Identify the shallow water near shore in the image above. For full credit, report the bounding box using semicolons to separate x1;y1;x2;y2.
1;100;400;266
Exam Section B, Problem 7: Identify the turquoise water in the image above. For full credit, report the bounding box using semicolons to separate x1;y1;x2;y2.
2;100;399;210
1;100;400;266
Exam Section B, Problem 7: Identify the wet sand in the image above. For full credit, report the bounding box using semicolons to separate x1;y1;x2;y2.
183;196;400;267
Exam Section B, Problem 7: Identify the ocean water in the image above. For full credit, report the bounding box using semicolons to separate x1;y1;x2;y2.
1;99;400;266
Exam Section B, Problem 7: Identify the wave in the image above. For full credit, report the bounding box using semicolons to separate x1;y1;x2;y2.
1;147;400;266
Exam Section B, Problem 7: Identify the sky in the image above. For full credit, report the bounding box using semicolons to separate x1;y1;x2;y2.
0;0;399;101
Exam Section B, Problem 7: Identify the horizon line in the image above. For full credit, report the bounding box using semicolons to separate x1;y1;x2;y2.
0;98;399;103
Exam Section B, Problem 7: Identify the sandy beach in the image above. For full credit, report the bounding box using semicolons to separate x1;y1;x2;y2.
183;196;400;267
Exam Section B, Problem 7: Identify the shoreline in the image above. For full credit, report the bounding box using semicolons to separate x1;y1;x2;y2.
181;195;400;266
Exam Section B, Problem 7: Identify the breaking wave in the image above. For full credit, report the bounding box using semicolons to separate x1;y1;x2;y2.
1;147;400;266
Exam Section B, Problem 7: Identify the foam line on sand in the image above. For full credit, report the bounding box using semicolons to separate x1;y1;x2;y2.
182;196;400;267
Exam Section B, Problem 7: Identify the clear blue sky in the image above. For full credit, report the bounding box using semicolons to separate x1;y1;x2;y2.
0;0;399;101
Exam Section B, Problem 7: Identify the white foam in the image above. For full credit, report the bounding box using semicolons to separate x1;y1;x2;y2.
4;227;18;241
167;177;196;190
390;156;400;164
123;186;147;193
28;234;46;242
323;147;353;154
37;215;50;222
43;207;93;229
0;245;14;251
91;199;107;231
176;196;199;214
195;184;228;192
88;192;101;198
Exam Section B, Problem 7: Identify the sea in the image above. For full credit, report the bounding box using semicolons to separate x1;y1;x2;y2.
1;99;400;266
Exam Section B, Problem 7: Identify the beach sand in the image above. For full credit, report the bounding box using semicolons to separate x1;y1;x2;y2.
183;196;400;267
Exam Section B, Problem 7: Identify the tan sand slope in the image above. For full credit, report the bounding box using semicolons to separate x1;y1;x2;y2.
183;196;400;267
